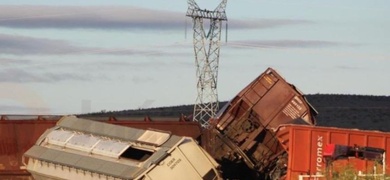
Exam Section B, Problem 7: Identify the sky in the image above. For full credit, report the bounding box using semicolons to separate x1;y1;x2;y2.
0;0;389;115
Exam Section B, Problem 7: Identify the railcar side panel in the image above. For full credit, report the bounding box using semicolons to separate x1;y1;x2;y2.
277;125;390;179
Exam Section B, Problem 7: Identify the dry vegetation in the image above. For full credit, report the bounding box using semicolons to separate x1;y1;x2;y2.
328;163;389;180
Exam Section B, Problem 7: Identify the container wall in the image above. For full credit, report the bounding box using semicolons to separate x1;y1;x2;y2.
144;138;222;180
0;120;57;177
278;125;390;179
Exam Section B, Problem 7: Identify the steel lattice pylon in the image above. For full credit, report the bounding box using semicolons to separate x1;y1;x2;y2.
186;0;227;128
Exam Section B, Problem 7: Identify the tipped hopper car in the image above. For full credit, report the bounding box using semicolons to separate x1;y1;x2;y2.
23;116;221;180
0;115;202;179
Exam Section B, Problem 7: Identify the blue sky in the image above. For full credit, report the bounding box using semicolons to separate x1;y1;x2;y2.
0;0;389;114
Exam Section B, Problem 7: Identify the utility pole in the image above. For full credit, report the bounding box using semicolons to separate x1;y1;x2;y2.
186;0;227;128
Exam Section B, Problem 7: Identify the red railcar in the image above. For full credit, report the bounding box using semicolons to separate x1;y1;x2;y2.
0;115;202;179
276;124;390;180
206;68;317;179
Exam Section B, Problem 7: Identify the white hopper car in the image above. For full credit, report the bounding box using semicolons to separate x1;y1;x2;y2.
23;116;221;180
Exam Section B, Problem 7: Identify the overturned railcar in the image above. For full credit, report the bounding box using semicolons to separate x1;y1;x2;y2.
206;68;317;179
275;124;390;180
0;115;202;179
23;116;221;180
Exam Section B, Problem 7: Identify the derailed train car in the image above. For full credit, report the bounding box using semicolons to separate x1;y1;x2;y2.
275;124;390;179
23;116;221;180
205;68;318;179
0;115;202;179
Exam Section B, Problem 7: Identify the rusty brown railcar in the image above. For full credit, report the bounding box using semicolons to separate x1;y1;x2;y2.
0;115;202;179
206;68;317;179
276;124;390;180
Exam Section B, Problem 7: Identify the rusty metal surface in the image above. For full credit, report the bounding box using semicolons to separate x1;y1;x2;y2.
0;115;202;178
276;124;390;179
206;68;317;178
83;115;203;138
0;117;57;177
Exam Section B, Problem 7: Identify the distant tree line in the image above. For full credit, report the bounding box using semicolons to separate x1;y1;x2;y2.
82;94;390;132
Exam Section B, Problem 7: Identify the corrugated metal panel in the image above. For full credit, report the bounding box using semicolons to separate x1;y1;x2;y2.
92;139;130;158
66;133;99;151
45;128;131;159
53;151;81;165
23;145;47;159
57;116;151;144
25;145;142;179
43;128;173;161
276;124;390;179
74;157;106;172
137;130;170;146
159;135;183;148
97;161;135;178
0;119;57;177
46;129;74;146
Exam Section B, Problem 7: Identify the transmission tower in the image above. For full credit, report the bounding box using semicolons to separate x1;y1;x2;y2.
186;0;227;128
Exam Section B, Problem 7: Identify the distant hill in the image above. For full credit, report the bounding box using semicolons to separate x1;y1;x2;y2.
305;94;390;131
84;94;390;132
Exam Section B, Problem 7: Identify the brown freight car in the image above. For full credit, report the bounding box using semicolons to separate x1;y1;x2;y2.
206;68;318;179
276;124;390;180
0;115;60;179
0;115;202;179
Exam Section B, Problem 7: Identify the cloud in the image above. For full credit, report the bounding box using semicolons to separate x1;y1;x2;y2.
229;19;313;29
0;60;173;83
0;58;31;65
0;33;165;55
95;48;163;56
335;65;362;70
132;76;155;84
0;5;184;30
0;33;82;55
0;105;50;114
0;5;312;30
227;40;355;49
0;68;90;83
